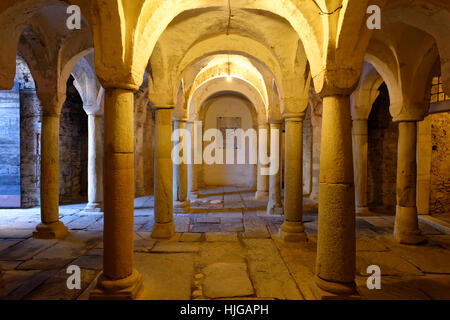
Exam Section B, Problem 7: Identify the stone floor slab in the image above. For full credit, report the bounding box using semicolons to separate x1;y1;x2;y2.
245;239;303;300
202;263;254;299
136;252;194;300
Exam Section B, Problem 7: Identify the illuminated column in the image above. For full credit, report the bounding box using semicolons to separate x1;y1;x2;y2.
394;121;425;244
151;106;175;239
34;106;68;240
173;118;190;213
314;95;356;297
352;119;369;215
267;120;283;215
255;122;269;200
187;121;201;200
280;114;306;241
90;88;142;299
85;113;104;212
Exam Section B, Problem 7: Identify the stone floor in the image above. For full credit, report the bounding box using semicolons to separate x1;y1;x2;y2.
1;187;450;300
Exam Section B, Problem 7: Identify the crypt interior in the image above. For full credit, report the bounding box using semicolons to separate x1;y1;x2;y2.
0;0;450;300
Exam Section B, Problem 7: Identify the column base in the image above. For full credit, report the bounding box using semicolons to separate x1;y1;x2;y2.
255;191;269;201
151;221;175;239
174;200;190;213
267;202;283;215
355;206;370;216
90;269;144;300
280;221;307;242
84;202;103;212
189;192;199;200
310;276;360;300
33;221;68;240
394;206;426;245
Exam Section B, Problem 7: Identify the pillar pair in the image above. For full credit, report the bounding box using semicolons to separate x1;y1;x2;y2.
352;118;424;244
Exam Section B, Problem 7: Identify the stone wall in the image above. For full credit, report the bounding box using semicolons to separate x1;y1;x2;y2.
20;89;41;208
200;95;257;188
430;111;450;214
367;84;398;212
58;77;88;205
0;87;21;207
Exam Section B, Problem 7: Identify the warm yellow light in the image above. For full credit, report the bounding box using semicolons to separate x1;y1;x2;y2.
227;75;232;82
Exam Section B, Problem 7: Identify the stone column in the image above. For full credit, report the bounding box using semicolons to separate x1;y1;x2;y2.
34;109;68;239
352;119;369;215
152;106;175;239
187;121;200;200
267;120;283;215
255;122;269;200
280;114;306;241
173;118;190;213
394;121;425;244
313;95;356;297
90;88;142;299
85;113;104;212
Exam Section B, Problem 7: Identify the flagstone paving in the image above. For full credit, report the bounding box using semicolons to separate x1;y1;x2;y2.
1;188;450;300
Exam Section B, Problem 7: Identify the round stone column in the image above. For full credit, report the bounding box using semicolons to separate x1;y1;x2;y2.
352;119;369;215
173;118;190;213
255;122;269;200
267;120;283;215
187;121;200;200
85;113;104;212
34;110;68;239
280;114;306;241
90;88;143;300
394;121;425;244
314;95;356;296
151;106;175;239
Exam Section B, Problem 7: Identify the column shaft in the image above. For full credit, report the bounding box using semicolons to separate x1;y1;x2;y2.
267;121;283;215
255;123;269;200
34;112;68;239
280;117;306;241
91;88;142;300
314;95;356;296
352;119;369;215
85;114;104;211
187;121;200;200
152;107;175;238
394;121;425;244
173;119;190;212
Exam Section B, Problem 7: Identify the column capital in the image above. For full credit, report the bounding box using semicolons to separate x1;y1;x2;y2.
151;105;175;111
83;104;104;117
173;117;188;123
42;110;61;118
390;102;427;122
283;112;305;122
102;83;140;92
268;118;283;125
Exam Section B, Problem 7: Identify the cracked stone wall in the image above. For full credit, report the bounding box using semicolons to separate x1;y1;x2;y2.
430;111;450;214
367;84;398;211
